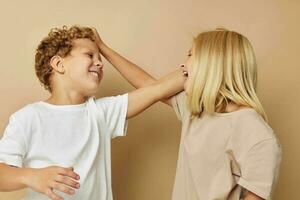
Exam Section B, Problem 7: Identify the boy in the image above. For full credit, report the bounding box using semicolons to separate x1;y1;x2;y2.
0;26;185;200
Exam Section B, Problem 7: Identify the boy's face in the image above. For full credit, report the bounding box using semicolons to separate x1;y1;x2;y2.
61;38;103;96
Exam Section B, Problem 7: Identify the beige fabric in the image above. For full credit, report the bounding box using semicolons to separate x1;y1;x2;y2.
171;92;281;200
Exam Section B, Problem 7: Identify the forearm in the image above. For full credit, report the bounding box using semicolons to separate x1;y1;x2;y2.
0;163;31;191
154;69;185;100
127;69;185;118
98;42;156;88
243;190;264;200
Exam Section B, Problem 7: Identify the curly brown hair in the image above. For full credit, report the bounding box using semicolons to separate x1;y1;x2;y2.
35;25;96;92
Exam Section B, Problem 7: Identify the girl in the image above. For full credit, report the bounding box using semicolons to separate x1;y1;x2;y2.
93;28;281;200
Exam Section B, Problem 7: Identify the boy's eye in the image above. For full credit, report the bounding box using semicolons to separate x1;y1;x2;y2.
86;53;93;58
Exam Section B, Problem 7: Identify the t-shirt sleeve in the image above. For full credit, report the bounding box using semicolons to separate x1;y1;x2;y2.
237;138;282;200
170;92;188;121
0;116;26;167
95;93;128;138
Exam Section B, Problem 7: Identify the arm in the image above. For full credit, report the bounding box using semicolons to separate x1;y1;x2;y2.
0;163;28;191
99;42;156;88
0;163;80;200
126;69;185;118
92;28;156;88
244;190;265;200
92;28;181;106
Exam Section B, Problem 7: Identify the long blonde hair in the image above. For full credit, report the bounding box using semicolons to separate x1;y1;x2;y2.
188;28;268;121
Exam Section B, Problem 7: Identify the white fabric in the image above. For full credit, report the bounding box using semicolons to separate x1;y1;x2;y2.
0;94;128;200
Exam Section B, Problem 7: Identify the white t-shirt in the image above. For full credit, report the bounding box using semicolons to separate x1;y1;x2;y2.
0;94;128;200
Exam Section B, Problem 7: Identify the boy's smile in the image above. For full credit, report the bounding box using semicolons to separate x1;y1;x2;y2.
61;38;104;96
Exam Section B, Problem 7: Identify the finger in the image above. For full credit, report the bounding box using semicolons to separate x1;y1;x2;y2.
67;167;74;171
51;182;75;195
91;27;97;32
58;168;80;180
55;175;80;189
91;27;99;36
45;188;63;200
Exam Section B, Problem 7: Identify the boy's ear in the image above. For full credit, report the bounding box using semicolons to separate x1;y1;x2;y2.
50;55;65;74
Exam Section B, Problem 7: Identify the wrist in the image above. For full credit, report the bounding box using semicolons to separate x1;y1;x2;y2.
19;168;35;188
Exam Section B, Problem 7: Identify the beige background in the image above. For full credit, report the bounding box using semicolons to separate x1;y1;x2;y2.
0;0;299;199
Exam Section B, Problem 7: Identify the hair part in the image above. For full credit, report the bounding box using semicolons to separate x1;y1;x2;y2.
188;28;268;121
35;25;96;92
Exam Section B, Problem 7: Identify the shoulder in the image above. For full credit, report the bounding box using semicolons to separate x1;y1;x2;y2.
170;91;189;120
171;91;187;106
93;94;128;107
233;109;274;139
5;102;40;139
10;103;39;123
227;109;281;167
229;109;280;152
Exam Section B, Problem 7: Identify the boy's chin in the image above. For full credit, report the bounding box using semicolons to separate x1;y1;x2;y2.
84;84;101;96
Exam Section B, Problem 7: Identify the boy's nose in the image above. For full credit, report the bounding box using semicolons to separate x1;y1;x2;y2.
95;61;103;69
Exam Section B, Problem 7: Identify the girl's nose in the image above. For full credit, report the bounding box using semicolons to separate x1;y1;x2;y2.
180;64;187;74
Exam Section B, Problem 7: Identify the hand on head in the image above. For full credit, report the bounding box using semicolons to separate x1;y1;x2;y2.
91;27;104;48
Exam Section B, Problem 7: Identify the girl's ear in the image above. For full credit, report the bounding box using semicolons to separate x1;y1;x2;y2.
50;55;65;74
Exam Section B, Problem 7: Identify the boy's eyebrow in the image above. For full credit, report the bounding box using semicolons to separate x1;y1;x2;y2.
81;47;101;60
81;47;100;54
81;47;96;52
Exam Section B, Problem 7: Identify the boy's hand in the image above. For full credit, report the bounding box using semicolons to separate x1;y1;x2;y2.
24;166;80;200
91;27;104;48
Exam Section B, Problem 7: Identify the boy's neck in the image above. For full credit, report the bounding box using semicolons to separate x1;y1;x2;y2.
45;90;89;105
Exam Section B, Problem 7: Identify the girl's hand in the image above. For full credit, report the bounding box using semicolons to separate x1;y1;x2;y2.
91;27;104;48
24;166;80;200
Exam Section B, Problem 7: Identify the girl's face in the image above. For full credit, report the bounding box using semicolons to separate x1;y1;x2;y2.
62;38;103;96
183;48;193;95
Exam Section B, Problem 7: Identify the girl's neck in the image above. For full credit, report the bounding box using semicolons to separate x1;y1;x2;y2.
217;101;248;113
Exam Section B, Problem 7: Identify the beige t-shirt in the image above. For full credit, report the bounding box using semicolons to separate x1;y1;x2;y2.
171;92;281;200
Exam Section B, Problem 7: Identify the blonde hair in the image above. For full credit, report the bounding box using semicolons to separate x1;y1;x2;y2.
188;28;268;121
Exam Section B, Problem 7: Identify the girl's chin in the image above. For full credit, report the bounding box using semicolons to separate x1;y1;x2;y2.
183;85;188;94
183;87;189;95
184;90;189;95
